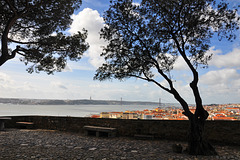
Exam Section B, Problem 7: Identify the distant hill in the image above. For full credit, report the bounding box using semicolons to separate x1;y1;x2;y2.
0;97;164;106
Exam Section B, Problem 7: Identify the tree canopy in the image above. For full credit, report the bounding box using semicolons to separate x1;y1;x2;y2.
0;0;89;74
95;0;239;115
95;0;239;155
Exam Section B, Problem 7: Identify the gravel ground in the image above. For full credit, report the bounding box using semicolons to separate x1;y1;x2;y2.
0;129;239;160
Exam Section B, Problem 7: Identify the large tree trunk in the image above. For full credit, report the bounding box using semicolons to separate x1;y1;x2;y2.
187;115;217;155
170;88;217;155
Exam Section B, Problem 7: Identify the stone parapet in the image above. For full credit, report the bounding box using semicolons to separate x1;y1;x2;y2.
5;116;240;146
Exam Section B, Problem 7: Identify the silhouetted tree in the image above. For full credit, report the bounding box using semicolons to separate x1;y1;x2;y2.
0;0;89;74
94;0;239;155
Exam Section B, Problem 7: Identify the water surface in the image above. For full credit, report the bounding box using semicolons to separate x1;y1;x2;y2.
0;104;159;117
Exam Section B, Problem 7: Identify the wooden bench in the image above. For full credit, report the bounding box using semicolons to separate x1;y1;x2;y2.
83;125;117;137
16;122;34;129
0;117;12;131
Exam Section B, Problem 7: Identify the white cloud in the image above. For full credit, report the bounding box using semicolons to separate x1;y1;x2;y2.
205;46;222;56
0;72;14;87
200;68;240;85
62;65;73;72
173;46;222;71
89;84;102;88
173;56;189;70
143;83;149;87
132;2;140;6
134;85;140;89
51;81;68;90
69;8;106;68
198;68;240;103
66;59;95;71
209;48;240;68
0;71;37;98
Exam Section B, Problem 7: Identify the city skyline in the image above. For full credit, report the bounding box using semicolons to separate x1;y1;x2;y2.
0;0;240;104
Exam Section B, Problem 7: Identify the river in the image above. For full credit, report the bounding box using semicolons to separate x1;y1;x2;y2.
0;104;159;117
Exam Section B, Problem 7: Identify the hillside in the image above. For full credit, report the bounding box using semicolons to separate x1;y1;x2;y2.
0;98;161;106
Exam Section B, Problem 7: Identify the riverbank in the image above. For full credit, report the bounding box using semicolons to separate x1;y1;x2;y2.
0;129;239;160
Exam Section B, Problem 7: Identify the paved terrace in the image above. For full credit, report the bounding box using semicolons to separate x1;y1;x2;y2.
0;129;239;160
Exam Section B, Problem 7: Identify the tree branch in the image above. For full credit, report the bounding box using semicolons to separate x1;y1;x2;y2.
129;74;171;93
119;20;193;117
1;0;30;66
171;28;206;120
121;25;175;88
8;38;39;45
1;16;19;65
5;0;18;14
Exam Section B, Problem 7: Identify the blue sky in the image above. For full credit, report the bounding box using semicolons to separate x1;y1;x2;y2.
0;0;240;104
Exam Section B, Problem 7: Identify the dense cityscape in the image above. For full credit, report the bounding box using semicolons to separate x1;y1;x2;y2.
91;104;240;121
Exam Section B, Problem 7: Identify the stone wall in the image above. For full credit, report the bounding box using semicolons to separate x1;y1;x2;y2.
5;116;240;146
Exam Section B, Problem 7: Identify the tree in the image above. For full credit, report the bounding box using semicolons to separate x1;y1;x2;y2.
0;0;89;74
94;0;239;155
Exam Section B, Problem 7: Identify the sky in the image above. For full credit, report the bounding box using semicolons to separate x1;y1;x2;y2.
0;0;240;105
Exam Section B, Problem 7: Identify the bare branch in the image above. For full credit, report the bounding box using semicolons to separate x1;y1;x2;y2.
8;38;38;45
129;74;171;93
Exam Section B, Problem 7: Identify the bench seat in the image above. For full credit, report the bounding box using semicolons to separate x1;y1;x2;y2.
16;122;34;129
83;125;116;137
